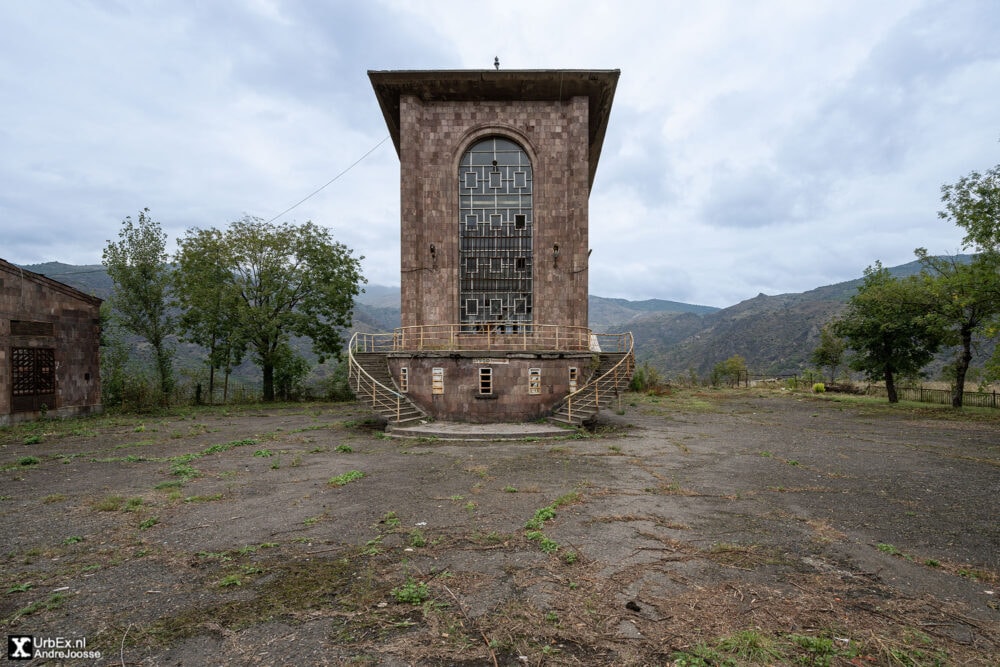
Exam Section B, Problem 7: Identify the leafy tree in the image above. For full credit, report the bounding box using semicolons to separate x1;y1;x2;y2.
711;354;747;387
102;208;175;403
832;263;945;403
936;164;1000;385
810;325;846;383
177;216;364;401
98;302;129;408
939;163;1000;254
915;250;1000;407
174;227;247;403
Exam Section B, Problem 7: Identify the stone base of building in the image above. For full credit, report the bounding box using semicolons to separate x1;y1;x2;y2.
387;351;598;423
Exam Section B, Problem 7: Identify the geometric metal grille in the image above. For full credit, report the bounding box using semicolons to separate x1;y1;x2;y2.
458;137;533;329
12;347;56;397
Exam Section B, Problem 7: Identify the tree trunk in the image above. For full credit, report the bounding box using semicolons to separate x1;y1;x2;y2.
263;363;275;402
952;326;973;408
207;341;217;404
154;342;173;406
208;365;216;405
884;368;898;403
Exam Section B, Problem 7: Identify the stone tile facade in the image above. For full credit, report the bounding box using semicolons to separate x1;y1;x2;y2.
398;97;593;330
0;259;102;425
387;352;598;423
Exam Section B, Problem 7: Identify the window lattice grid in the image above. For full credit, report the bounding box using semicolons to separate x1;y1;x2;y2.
459;137;533;326
528;368;541;395
12;347;56;397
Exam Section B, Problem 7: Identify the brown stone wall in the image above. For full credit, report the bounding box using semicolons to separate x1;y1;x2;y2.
0;262;102;425
399;96;590;330
387;352;597;423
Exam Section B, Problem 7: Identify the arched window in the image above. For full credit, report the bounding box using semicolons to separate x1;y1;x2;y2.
458;137;533;328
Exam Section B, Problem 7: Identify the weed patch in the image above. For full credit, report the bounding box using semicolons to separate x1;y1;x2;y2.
329;470;365;486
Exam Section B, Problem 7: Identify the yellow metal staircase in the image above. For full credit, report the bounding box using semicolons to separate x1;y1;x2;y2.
348;349;428;425
550;344;635;426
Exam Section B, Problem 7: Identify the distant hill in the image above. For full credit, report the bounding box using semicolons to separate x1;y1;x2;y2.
588;296;718;331
22;263;114;299
22;256;985;382
607;256;980;379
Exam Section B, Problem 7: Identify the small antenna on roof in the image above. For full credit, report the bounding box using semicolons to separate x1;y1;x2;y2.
494;56;500;70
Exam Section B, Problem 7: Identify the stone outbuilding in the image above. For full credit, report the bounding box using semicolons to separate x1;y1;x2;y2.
1;259;102;425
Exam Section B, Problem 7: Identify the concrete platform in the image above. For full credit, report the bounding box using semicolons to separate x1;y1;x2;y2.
386;420;574;441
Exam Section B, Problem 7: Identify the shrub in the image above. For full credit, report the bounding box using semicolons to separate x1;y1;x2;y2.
812;382;826;393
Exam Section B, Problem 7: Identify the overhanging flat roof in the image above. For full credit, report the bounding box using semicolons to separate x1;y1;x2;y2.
368;69;619;188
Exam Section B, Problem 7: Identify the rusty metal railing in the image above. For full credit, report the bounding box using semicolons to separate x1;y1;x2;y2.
561;333;635;424
351;323;631;354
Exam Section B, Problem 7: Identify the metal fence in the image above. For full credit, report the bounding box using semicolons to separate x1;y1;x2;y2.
865;385;999;409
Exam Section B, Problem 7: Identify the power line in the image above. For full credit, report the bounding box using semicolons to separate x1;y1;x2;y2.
265;134;391;224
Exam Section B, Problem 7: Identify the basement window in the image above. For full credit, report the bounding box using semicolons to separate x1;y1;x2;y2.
432;367;444;395
528;368;541;395
479;367;493;395
399;367;408;393
568;367;578;393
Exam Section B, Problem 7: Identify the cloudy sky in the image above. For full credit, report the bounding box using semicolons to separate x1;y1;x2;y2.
2;1;998;307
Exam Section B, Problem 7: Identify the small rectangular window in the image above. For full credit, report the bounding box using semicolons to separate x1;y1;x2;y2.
464;172;478;189
513;171;527;189
432;368;444;395
489;171;502;189
399;367;408;393
514;213;526;229
529;368;541;395
479;367;492;395
569;367;578;393
515;257;526;272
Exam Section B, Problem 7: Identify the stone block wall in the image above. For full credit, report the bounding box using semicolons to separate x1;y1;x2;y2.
398;96;591;330
388;352;597;423
0;261;102;425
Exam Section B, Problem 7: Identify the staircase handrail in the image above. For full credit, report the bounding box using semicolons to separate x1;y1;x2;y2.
353;324;631;354
562;332;635;423
348;332;411;422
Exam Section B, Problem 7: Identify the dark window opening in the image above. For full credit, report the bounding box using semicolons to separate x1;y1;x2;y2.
11;347;56;412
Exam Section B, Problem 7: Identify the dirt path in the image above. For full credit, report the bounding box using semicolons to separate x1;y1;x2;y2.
1;391;997;665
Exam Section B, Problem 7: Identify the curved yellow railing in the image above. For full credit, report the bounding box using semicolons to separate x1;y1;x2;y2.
560;332;635;424
351;323;631;354
348;338;418;423
349;324;634;425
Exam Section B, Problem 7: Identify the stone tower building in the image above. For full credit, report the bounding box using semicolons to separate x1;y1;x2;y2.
352;69;633;425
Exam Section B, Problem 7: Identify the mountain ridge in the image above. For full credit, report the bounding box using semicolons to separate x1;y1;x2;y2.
20;257;979;381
